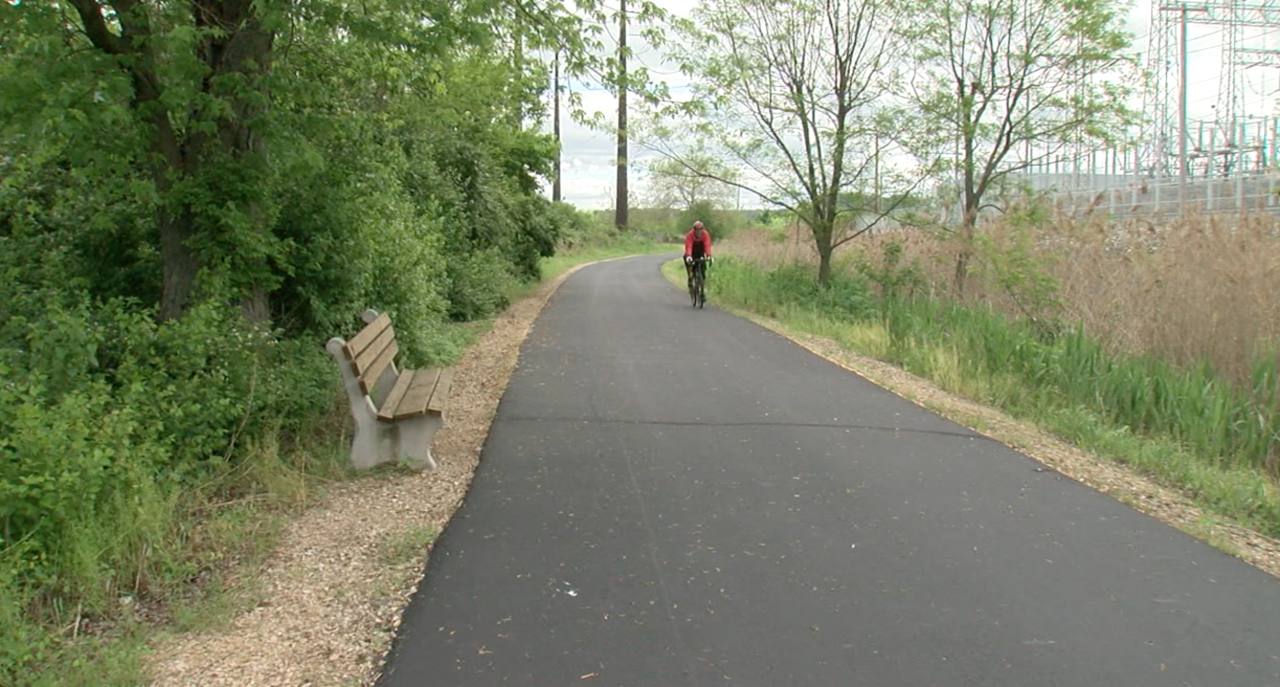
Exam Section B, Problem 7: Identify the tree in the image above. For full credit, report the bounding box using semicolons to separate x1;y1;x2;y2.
40;0;623;322
62;0;281;321
645;153;737;210
657;0;916;285
905;0;1133;292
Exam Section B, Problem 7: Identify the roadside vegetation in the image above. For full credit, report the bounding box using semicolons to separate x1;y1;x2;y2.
681;217;1280;541
639;0;1280;557
0;0;684;682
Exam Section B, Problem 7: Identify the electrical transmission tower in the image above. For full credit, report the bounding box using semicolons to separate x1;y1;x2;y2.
1142;0;1280;179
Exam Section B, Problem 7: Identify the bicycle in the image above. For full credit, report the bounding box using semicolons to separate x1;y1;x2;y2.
687;257;710;309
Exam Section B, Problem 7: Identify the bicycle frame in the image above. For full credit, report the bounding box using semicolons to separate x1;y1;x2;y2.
688;257;709;308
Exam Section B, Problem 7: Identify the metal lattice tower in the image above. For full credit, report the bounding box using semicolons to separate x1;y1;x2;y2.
1143;0;1280;177
1216;0;1243;157
1143;6;1180;177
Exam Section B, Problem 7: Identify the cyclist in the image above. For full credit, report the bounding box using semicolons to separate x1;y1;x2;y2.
683;220;713;291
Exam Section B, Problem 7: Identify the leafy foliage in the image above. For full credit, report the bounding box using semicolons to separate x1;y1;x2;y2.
645;153;738;210
850;241;926;302
0;0;603;679
654;0;924;284
902;0;1135;290
677;200;736;242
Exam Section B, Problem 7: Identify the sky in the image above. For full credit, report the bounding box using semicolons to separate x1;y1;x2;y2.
539;0;1280;209
534;0;698;209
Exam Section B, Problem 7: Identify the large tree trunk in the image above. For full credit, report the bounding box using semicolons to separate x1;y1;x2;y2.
814;219;835;287
196;0;275;324
138;60;203;322
70;0;275;323
953;202;978;295
158;207;201;321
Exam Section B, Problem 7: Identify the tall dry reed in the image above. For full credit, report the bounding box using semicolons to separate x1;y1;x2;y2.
722;212;1280;390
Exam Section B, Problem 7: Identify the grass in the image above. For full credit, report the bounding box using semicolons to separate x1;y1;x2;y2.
379;525;439;567
0;455;318;687
681;255;1280;540
740;210;1280;392
540;237;680;283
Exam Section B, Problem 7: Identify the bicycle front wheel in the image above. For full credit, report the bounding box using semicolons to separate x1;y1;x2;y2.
696;266;706;309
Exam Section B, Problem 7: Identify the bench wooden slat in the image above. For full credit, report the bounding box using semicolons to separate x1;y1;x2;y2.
344;313;391;361
358;340;398;395
351;324;395;378
376;370;416;422
393;369;441;420
426;369;453;415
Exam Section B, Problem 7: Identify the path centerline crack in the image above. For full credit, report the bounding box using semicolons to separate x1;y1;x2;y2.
497;414;991;441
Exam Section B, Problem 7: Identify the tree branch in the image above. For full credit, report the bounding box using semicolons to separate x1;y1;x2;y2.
67;0;126;55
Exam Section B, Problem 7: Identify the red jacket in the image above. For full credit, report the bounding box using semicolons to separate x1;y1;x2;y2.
684;228;712;258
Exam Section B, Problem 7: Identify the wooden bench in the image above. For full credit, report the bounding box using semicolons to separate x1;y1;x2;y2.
326;309;453;471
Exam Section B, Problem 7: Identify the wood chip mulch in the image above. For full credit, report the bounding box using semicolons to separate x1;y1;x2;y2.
147;259;613;687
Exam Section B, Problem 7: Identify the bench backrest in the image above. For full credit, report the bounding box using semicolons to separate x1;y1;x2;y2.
340;312;398;395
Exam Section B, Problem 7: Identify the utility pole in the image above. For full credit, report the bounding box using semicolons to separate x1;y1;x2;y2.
553;50;562;203
615;0;629;230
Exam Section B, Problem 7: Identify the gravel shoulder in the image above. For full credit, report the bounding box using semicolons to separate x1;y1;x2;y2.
704;280;1280;582
145;258;623;687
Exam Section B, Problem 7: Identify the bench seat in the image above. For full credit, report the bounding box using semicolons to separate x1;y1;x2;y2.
377;368;453;421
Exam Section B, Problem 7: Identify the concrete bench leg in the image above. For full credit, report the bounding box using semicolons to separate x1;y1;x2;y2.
327;336;397;471
395;414;442;471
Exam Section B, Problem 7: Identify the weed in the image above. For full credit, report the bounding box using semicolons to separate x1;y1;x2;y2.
379;526;438;567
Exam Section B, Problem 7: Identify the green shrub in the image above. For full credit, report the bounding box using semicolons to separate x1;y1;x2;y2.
0;570;51;687
270;122;452;364
446;248;517;322
677;200;736;242
710;258;873;320
849;240;926;302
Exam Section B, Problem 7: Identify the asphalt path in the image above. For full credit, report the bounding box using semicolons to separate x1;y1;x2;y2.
378;254;1280;686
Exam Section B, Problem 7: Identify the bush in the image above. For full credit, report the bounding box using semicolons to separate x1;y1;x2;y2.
707;257;873;321
849;240;925;302
0;294;336;615
678;200;736;242
446;248;517;321
270;122;452;364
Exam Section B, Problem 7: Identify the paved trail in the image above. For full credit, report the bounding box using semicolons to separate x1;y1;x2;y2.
378;255;1280;686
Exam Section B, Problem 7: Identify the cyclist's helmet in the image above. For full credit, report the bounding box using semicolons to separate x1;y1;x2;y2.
693;221;704;231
